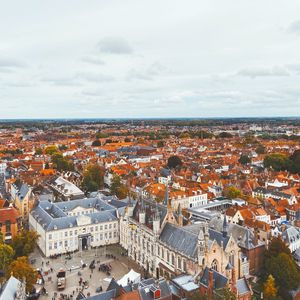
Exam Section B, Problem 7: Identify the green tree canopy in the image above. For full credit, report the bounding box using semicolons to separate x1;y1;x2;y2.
45;145;59;155
263;153;290;171
238;154;251;165
223;186;242;199
92;140;101;147
82;164;105;192
256;144;266;154
0;243;15;276
12;230;39;258
167;155;182;169
51;153;74;172
289;149;300;174
264;237;300;298
110;175;128;199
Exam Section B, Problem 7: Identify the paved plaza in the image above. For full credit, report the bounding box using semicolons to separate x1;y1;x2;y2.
29;245;141;300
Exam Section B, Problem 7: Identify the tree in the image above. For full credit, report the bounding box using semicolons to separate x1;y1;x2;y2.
264;237;300;298
58;144;68;151
167;155;182;169
8;256;38;292
0;243;14;276
35;148;43;155
223;186;242;199
45;145;59;155
265;253;300;292
263;275;278;300
51;153;74;172
263;154;290;171
92;140;101;147
82;164;105;192
239;154;251;165
289;150;300;174
256;144;266;154
264;237;291;259
157;141;164;148
110;175;128;199
12;230;39;258
218;132;233;138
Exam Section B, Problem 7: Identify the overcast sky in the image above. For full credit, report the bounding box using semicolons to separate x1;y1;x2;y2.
1;0;300;118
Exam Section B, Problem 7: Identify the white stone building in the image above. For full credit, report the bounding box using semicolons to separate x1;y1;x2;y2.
29;195;126;257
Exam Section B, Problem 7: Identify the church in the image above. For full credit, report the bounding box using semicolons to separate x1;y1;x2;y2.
120;187;243;281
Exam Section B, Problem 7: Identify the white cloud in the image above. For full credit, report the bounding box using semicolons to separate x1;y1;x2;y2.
97;37;133;54
1;0;300;117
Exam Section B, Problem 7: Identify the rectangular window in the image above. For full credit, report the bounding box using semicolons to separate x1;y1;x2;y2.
70;231;73;236
114;231;117;238
100;225;103;231
104;225;107;230
114;223;116;228
75;230;78;235
109;224;112;229
54;242;57;249
65;231;68;237
49;243;52;250
100;233;103;240
109;232;112;238
91;227;94;232
95;226;98;231
64;240;68;247
49;234;52;240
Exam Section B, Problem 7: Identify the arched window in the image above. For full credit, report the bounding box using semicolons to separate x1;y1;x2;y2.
178;257;181;269
211;259;218;271
172;254;175;266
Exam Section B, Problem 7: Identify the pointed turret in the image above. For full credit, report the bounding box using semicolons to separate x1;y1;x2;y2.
139;197;146;224
222;215;228;238
163;184;169;207
153;203;160;234
177;204;183;226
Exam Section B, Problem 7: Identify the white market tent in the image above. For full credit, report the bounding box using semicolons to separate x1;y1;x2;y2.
117;269;141;287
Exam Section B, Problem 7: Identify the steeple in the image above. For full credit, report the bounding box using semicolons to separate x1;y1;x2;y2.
153;203;160;234
163;184;169;207
222;215;228;238
177;204;183;226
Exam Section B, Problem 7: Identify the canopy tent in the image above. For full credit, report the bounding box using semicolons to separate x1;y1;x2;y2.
117;269;141;287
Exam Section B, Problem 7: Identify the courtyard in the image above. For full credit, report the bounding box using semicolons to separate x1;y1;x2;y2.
29;244;142;300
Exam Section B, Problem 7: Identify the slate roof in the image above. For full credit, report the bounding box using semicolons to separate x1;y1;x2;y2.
30;196;123;231
0;276;21;300
159;223;199;259
199;267;228;289
236;278;251;295
209;216;262;250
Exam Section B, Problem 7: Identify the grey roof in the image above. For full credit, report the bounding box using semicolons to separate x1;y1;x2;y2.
209;216;262;250
282;226;300;244
172;275;199;292
159;223;199;259
30;196;123;231
0;276;21;300
236;278;251;295
199;267;228;289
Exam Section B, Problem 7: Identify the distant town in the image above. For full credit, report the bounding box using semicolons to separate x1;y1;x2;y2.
0;118;299;300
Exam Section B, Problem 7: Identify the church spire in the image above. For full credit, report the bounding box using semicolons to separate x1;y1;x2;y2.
163;184;169;207
222;215;228;238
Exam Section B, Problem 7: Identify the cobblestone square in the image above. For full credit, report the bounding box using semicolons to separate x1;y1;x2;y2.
30;245;141;299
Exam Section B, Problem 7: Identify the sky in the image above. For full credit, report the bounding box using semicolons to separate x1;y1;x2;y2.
1;0;300;118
